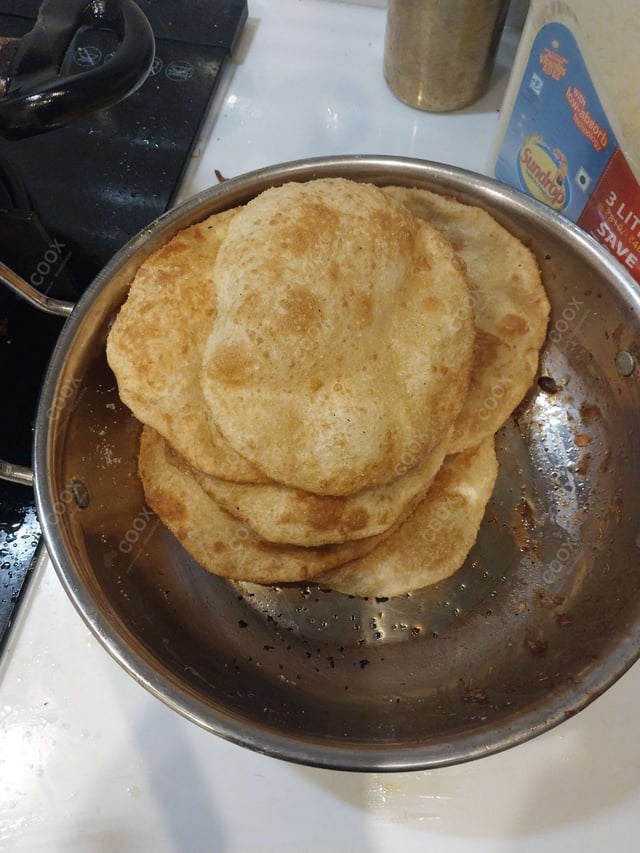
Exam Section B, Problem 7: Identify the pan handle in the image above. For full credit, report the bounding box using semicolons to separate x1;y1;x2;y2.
0;460;33;486
0;260;74;317
0;261;75;484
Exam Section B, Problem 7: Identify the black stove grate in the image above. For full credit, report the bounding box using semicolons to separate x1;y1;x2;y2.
0;0;247;646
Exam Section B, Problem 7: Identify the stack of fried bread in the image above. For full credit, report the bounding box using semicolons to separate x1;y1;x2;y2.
106;178;549;597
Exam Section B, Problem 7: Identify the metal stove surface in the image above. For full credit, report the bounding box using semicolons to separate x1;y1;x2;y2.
0;0;247;646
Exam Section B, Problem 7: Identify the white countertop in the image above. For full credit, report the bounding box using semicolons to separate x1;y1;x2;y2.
2;2;640;851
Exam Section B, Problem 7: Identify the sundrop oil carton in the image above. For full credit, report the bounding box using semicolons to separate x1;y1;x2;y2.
491;0;640;284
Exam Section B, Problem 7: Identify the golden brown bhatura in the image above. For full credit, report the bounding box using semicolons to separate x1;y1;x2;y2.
106;210;269;484
382;186;550;453
200;179;475;495
317;439;498;597
107;177;549;598
192;435;449;547
138;426;423;584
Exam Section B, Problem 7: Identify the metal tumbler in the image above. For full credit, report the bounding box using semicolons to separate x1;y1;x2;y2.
384;0;512;112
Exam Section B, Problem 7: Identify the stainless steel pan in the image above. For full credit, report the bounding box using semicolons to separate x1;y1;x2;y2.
2;155;640;772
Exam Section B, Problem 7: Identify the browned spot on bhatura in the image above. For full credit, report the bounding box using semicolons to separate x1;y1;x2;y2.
447;234;466;252
237;289;267;321
473;327;502;370
452;255;467;275
148;486;187;527
276;201;340;252
279;287;323;333
500;313;529;337
160;236;190;258
211;341;250;385
164;443;185;467
285;494;371;536
372;206;417;251
420;294;443;313
351;291;374;326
